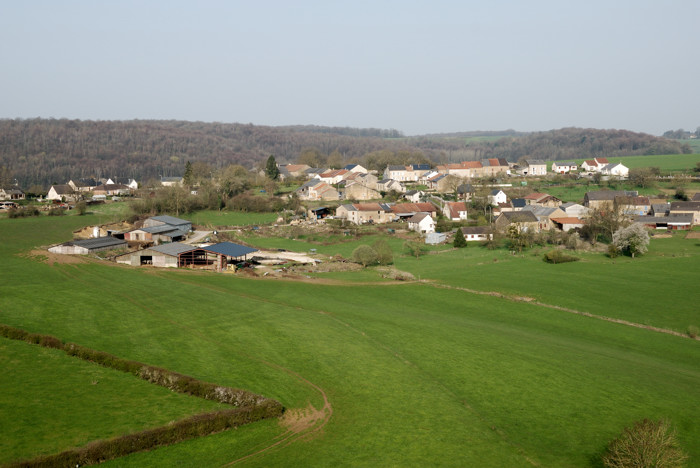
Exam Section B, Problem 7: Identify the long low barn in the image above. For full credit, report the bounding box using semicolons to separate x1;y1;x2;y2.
49;237;127;255
116;241;257;271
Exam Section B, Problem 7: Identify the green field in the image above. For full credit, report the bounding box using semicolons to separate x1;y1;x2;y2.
1;214;699;466
182;210;279;228
551;153;700;173
0;338;226;464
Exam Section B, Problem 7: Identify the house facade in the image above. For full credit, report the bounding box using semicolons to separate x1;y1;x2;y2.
460;226;492;241
47;184;76;201
551;161;578;174
408;213;436;235
335;203;394;225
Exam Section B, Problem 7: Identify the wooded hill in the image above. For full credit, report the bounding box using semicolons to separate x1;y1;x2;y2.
0;119;690;187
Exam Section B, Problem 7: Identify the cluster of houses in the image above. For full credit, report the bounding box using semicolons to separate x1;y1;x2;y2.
44;176;187;202
321;188;700;242
46;177;139;202
286;158;631;203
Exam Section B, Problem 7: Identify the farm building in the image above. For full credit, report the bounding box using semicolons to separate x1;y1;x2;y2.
125;225;188;243
425;232;446;244
116;242;258;271
550;217;585;232
116;242;197;267
143;215;192;232
48;237;127;255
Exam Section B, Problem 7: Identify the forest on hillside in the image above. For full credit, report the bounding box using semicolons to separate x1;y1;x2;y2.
0;119;690;187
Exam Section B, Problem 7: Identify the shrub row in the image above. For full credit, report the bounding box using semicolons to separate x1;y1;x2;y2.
0;324;280;407
543;249;580;264
8;404;283;468
1;323;284;466
7;206;40;218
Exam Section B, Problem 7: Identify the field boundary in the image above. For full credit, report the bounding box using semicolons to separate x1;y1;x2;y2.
424;282;698;340
0;324;284;467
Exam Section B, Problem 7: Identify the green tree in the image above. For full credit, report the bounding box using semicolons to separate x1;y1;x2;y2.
352;245;379;267
265;155;279;180
403;240;427;258
372;239;394;265
506;223;532;253
75;200;87;215
453;228;467;248
612;223;650;258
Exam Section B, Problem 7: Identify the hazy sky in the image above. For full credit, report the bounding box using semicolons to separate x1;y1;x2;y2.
1;1;698;136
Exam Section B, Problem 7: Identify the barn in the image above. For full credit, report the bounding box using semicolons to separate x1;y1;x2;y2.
115;242;197;267
115;241;258;271
48;237;127;255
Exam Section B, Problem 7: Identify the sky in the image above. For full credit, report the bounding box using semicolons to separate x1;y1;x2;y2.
1;0;698;136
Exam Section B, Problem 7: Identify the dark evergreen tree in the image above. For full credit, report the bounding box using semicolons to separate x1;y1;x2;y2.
265;155;279;180
183;161;193;186
453;228;467;248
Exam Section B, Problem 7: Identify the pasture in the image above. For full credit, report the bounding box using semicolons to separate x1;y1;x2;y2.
1;214;699;466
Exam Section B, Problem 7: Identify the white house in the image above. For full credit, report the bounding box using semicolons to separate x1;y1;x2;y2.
444;201;468;221
580;157;609;173
460;226;493;242
47;184;76;201
488;189;507;206
408;212;436;235
404;190;424;203
551;161;578;174
343;164;368;174
524;160;547;176
601;162;629;178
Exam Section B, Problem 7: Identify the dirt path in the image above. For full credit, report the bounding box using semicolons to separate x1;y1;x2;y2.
423;281;697;340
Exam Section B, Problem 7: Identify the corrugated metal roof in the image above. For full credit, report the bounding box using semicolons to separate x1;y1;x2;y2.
67;237;126;249
201;242;257;258
149;215;191;226
150;243;198;256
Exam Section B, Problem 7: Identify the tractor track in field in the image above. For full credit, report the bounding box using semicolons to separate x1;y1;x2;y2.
422;281;697;340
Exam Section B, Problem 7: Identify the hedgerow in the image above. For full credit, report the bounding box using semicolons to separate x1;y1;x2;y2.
0;323;284;466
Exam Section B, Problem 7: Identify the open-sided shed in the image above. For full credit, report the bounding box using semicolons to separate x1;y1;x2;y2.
115;242;197;267
178;242;258;272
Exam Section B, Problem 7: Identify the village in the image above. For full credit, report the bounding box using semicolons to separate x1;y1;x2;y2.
5;154;695;275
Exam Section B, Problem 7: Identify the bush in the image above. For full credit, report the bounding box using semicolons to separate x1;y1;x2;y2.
7;206;40;218
543;249;580;264
602;419;687;468
352;245;379;267
687;325;699;339
403;240;427;258
75;200;87;215
372;239;394;265
48;207;66;216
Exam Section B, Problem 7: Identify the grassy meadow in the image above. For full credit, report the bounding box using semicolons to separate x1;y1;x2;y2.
0;337;226;464
1;211;699;466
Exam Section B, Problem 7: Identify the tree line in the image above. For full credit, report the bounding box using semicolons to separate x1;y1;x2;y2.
0;119;690;187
